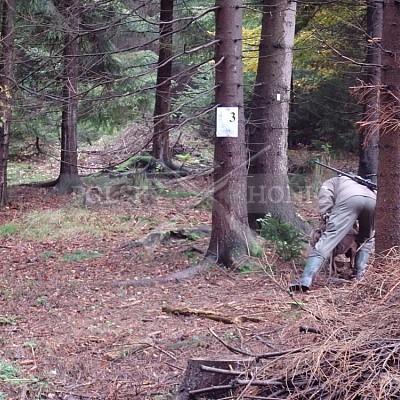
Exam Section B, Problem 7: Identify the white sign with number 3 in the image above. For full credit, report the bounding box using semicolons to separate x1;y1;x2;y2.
216;107;239;137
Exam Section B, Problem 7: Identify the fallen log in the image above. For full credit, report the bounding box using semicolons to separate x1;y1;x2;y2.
162;306;263;324
112;262;212;288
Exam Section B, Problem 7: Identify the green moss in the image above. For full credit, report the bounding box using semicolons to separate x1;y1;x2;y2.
115;155;156;171
249;241;264;258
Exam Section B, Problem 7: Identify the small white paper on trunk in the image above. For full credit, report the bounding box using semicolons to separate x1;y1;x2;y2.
216;107;239;137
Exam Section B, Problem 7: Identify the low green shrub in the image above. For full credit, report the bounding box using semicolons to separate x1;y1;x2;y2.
257;214;306;261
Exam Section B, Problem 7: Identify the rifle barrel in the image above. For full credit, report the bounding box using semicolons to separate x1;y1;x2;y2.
313;160;377;191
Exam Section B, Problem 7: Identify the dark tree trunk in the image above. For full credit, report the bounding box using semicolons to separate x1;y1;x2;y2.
56;0;81;194
0;0;16;206
152;0;173;166
357;0;383;180
207;0;256;267
375;0;400;253
247;0;308;233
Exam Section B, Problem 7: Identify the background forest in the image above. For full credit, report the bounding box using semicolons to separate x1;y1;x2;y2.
2;0;364;173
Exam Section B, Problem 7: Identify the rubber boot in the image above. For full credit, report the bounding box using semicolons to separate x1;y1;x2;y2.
289;255;325;292
352;242;372;280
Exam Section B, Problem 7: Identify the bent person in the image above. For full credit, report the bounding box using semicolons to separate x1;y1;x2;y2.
290;175;376;292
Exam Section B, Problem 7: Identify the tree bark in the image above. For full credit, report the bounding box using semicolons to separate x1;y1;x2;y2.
247;0;308;233
207;0;257;267
56;0;82;194
152;0;173;166
357;0;383;180
0;0;16;206
375;0;400;253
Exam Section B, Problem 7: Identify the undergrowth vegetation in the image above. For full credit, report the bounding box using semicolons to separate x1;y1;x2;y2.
257;214;307;261
0;208;144;241
7;161;55;186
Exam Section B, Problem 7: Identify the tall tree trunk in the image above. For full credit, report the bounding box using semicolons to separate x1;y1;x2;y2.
247;0;308;233
207;0;256;267
56;0;81;194
152;0;173;166
0;0;16;206
374;0;400;253
357;0;383;180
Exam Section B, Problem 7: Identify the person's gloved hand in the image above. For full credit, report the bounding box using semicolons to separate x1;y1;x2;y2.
320;213;329;222
320;213;330;228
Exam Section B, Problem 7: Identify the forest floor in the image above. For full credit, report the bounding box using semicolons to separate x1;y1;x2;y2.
0;148;398;400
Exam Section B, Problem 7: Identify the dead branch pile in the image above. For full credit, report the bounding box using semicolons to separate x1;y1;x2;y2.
230;333;400;399
204;249;400;399
99;123;153;165
351;79;400;138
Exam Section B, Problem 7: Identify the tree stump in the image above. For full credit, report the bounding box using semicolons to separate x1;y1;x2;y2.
172;357;254;400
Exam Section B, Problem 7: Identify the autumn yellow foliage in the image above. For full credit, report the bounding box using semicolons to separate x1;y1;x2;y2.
242;26;261;73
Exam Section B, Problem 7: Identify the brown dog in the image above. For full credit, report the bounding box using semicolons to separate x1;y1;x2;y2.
310;227;358;274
